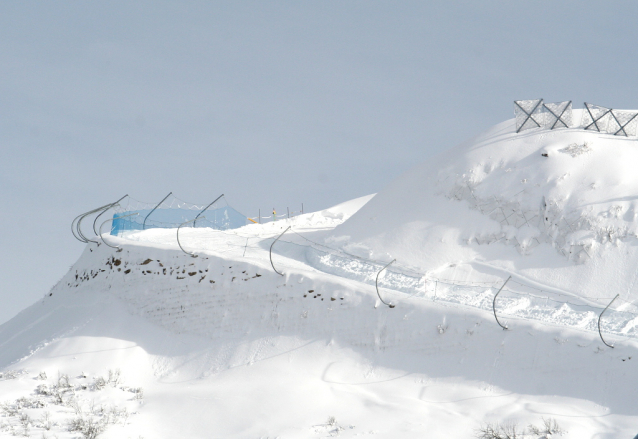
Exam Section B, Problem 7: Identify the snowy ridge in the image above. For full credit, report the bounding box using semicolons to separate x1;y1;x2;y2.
3;122;638;437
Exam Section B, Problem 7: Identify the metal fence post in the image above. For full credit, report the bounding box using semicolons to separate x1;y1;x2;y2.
143;192;172;230
270;226;291;276
99;212;139;251
177;217;205;257
375;259;396;308
72;212;90;242
598;294;620;348
92;194;128;235
72;203;118;243
194;194;224;228
493;276;512;330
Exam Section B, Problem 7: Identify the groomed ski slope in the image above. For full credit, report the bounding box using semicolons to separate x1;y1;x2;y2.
2;118;638;438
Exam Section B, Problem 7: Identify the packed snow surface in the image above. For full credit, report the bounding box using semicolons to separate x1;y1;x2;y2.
2;119;638;438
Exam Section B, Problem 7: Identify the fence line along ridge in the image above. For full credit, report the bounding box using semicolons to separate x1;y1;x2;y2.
514;99;638;137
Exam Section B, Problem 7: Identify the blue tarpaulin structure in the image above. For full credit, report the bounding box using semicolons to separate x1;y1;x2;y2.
110;205;247;236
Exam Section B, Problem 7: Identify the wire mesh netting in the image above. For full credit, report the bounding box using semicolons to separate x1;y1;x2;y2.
109;194;247;236
607;110;638;137
582;102;611;132
514;99;544;133
542;101;572;130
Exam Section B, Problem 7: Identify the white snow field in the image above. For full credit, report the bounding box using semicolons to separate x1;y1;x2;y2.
2;117;638;438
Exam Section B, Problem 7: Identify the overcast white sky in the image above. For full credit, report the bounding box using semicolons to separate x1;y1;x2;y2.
2;1;638;324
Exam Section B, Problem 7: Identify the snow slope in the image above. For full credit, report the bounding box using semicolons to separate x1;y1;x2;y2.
1;125;638;438
333;111;638;305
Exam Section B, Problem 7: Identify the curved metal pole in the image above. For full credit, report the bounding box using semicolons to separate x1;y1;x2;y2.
71;212;87;242
493;276;511;330
269;226;291;276
92;194;128;235
177;217;205;257
76;203;115;244
78;211;101;244
194;194;224;228
143;192;172;230
75;213;91;243
598;294;620;348
375;259;396;308
99;212;139;250
72;203;114;243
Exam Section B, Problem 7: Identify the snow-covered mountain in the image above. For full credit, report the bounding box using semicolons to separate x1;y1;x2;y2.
1;118;637;439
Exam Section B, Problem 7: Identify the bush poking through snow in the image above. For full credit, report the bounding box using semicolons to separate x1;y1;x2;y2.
0;369;140;439
36;384;51;396
107;369;122;387
130;387;144;401
1;401;19;417
0;370;25;381
475;418;564;439
475;422;522;439
92;376;107;391
68;416;106;439
527;418;564;437
67;396;83;415
57;372;71;390
18;411;31;437
38;411;53;430
312;416;346;437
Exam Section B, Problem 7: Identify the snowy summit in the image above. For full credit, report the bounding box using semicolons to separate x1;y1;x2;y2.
335;110;638;303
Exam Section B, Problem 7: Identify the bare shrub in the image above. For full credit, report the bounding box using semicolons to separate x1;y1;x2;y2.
16;395;46;409
36;384;51;396
107;369;122;387
38;411;53;430
92;376;107;391
0;370;24;380
57;372;71;390
130;387;144;401
67;396;83;415
68;416;106;439
0;401;19;417
18;411;31;437
527;417;564;437
475;422;522;439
